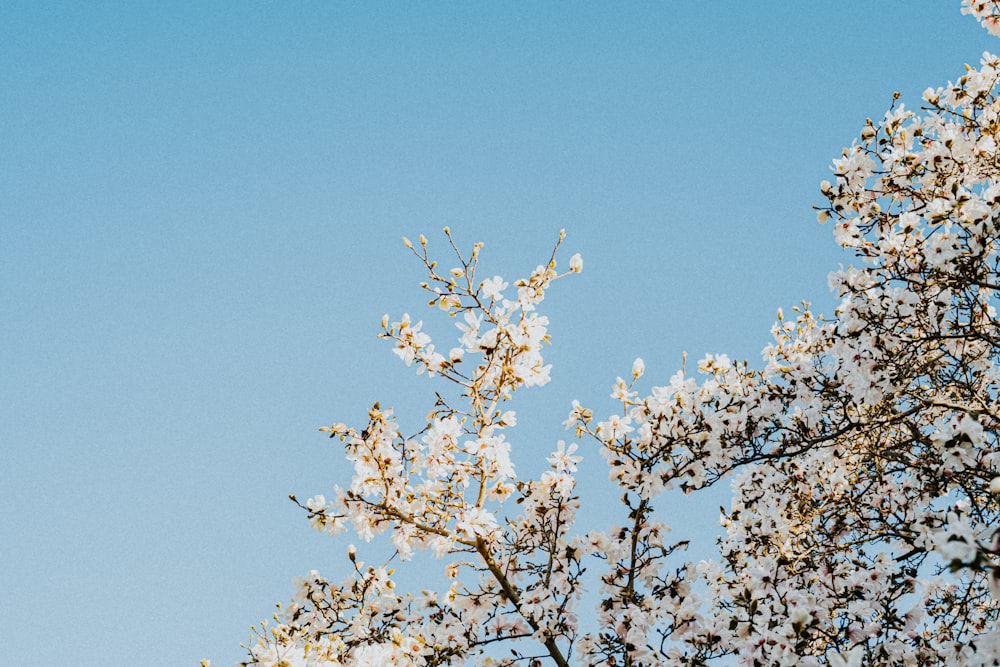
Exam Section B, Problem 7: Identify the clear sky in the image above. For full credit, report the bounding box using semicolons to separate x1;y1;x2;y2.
1;2;995;665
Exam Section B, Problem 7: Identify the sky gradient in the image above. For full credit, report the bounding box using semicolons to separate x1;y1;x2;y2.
2;3;996;665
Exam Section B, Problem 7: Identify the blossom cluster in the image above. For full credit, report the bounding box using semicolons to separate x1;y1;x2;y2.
963;0;1000;36
242;230;588;667
239;6;1000;667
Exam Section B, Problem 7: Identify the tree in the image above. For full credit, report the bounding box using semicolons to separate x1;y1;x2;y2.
241;5;1000;666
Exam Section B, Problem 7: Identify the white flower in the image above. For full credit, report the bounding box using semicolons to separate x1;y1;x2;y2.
597;413;633;439
480;275;508;300
540;470;575;496
455;507;499;539
351;642;398;667
828;645;864;667
547;440;583;473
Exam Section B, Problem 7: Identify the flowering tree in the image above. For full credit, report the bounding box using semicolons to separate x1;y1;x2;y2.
241;5;1000;667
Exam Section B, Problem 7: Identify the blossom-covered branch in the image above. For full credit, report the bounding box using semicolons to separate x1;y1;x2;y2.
238;5;1000;667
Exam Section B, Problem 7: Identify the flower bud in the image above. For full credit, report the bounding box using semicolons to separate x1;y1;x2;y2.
569;253;583;273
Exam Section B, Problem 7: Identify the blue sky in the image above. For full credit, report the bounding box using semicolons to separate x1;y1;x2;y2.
1;3;995;665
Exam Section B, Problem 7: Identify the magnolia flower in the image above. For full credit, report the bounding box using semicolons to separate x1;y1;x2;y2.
480;275;508;300
547;440;582;473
